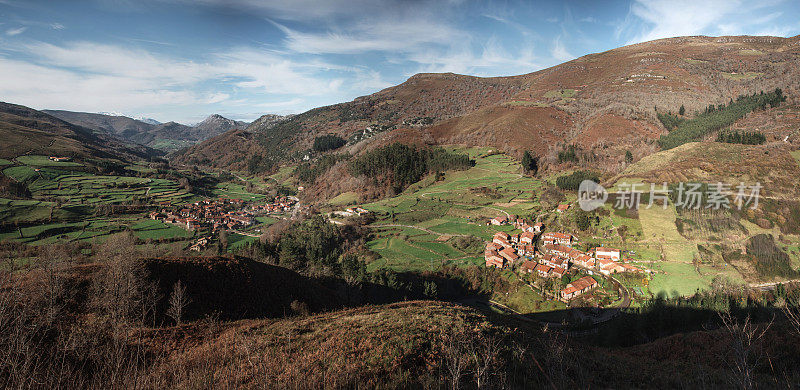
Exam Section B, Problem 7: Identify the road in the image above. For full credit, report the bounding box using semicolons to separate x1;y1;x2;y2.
749;279;800;291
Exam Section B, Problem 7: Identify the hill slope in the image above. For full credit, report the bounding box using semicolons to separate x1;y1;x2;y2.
176;35;800;174
0;102;157;162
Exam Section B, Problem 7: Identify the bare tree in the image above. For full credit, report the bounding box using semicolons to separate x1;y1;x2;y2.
166;280;190;325
468;331;503;389
440;319;469;390
718;312;773;390
783;304;800;336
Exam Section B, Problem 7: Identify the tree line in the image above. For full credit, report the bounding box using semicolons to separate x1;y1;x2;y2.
715;129;766;145
348;143;474;193
658;88;786;150
556;170;599;191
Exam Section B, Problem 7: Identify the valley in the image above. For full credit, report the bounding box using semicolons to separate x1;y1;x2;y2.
3;27;800;388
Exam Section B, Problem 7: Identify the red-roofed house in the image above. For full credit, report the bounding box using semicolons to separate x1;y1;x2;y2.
543;244;572;258
520;231;536;245
491;216;508;225
573;254;594;268
597;258;625;275
595;247;621;261
518;244;536;257
535;264;554;277
520;260;538;274
485;251;504;268
499;247;520;264
561;276;599;300
541;232;573;247
556;204;570;213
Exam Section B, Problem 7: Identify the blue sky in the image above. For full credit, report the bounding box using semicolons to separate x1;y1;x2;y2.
1;0;798;124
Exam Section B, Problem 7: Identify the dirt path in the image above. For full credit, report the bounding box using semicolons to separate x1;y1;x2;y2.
749;279;800;291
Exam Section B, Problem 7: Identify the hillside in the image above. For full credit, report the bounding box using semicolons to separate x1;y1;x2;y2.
152;300;797;389
614;141;800;199
175;35;800;174
0;102;157;162
141;255;342;321
44;110;251;152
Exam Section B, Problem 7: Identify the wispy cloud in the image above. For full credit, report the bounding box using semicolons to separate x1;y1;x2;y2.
550;36;574;62
5;26;26;36
0;39;366;121
622;0;797;44
273;20;464;55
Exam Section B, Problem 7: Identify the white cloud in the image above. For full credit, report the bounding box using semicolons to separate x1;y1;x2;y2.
624;0;796;44
0;39;365;122
5;27;27;36
274;20;464;55
550;36;574;62
50;23;65;30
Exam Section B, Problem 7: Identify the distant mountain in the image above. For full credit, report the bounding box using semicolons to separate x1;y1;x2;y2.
135;117;161;125
193;114;249;136
0;102;158;162
43;110;252;152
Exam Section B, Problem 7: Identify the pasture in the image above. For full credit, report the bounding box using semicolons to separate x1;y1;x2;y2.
16;155;82;167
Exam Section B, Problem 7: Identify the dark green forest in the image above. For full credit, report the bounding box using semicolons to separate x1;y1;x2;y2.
658;89;785;150
348;143;474;192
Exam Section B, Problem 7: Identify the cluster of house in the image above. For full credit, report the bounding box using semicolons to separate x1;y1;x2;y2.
48;156;72;162
484;219;644;301
149;196;297;233
248;196;298;214
189;236;211;252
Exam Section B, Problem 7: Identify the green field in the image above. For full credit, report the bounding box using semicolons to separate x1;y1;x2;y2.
16;155;82;167
362;147;541;273
544;89;577;99
211;182;267;201
227;232;258;251
329;191;359;206
131;219;192;240
638;204;697;263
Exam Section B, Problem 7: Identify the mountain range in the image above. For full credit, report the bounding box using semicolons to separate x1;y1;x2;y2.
43;110;251;152
170;34;800;199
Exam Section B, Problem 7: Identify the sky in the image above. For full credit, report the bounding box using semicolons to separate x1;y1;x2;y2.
0;0;799;124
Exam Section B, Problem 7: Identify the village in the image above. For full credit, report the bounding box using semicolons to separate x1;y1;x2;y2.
148;196;299;251
484;206;645;304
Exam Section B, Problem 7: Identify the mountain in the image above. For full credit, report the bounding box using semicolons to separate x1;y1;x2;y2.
175;35;800;175
135;117;161;125
193;114;249;135
43;110;252;152
0;102;158;162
